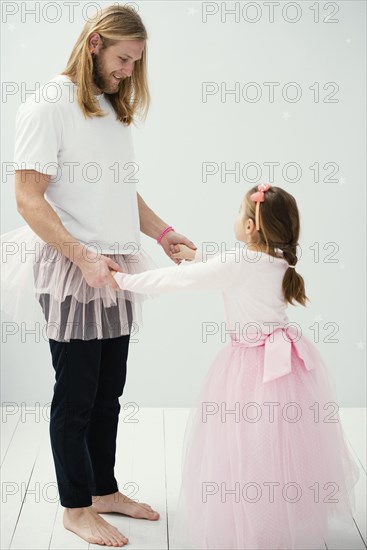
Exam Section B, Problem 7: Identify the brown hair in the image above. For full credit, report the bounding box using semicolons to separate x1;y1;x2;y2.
61;4;150;125
244;185;310;307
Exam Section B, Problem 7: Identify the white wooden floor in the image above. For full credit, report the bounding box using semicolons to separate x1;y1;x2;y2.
1;407;366;550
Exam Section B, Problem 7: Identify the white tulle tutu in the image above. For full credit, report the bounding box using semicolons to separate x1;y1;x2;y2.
1;224;158;341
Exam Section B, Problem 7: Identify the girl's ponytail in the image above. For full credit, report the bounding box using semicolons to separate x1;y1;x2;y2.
245;186;310;307
281;242;308;307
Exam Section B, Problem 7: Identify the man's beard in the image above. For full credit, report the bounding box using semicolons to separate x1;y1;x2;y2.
91;51;120;95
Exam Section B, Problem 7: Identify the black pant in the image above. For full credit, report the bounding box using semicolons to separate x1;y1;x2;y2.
48;334;130;508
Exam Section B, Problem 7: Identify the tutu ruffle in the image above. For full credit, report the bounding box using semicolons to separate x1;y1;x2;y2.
1;224;158;341
171;334;360;550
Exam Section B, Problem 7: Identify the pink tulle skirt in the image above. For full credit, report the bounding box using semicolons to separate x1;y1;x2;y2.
171;336;360;550
1;224;158;341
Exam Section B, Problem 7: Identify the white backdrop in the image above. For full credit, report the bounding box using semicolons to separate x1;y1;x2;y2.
1;1;366;407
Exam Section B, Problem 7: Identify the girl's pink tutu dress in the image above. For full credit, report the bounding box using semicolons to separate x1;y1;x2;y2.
113;243;360;550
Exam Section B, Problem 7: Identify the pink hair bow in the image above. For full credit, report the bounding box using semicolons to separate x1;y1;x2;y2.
250;183;272;230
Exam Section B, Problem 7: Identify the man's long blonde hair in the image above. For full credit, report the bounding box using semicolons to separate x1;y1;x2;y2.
61;4;150;125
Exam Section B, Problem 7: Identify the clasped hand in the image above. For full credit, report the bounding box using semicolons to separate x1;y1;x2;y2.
109;244;197;280
79;233;197;288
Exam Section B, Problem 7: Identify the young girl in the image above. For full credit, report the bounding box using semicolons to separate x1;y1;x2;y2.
111;184;360;550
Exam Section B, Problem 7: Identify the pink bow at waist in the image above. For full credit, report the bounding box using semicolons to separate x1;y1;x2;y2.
231;326;319;383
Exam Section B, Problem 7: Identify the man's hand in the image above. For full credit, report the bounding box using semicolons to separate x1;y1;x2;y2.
76;252;123;290
159;231;197;264
137;194;196;264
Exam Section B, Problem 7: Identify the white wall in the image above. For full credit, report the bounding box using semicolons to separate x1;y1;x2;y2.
1;1;366;407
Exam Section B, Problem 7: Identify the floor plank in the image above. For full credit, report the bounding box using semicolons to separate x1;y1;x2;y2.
164;407;190;550
88;407;168;550
9;416;59;550
1;409;45;549
0;405;21;466
339;408;367;472
346;444;367;547
1;407;366;550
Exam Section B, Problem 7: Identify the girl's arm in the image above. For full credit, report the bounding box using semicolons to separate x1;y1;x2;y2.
113;247;246;294
172;243;203;263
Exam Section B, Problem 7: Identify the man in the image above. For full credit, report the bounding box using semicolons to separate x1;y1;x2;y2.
14;5;195;547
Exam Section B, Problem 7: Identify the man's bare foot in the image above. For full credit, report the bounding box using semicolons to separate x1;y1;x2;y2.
63;506;128;547
92;491;160;520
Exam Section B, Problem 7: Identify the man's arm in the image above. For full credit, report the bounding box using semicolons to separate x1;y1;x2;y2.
137;192;197;264
15;170;122;288
15;170;85;262
137;192;168;240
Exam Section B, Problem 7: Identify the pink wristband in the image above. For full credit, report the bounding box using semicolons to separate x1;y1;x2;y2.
157;226;174;244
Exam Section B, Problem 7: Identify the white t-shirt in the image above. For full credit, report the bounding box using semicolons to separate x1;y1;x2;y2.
13;74;141;254
114;243;291;337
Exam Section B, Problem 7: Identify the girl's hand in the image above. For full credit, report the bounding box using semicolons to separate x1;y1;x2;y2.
159;230;197;264
110;268;122;277
110;268;126;291
171;244;196;262
76;253;123;290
